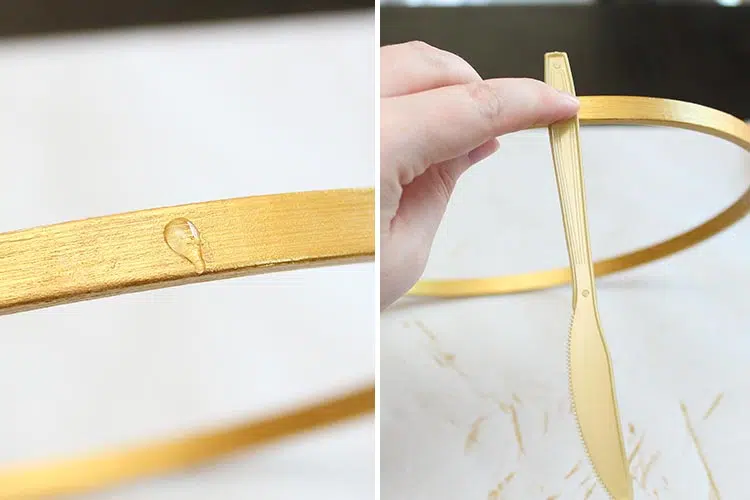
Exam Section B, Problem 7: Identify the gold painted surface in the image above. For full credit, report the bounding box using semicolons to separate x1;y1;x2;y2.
398;318;710;497
0;386;374;498
546;52;631;499
409;98;750;297
0;188;375;497
682;402;721;499
0;188;374;315
407;55;750;498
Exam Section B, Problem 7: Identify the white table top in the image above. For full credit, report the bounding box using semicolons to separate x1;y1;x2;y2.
0;11;374;499
381;123;750;499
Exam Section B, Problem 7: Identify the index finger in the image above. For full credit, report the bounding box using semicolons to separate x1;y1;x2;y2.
380;41;481;98
382;78;580;175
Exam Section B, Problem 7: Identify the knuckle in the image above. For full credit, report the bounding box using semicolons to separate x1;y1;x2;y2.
408;40;447;70
405;40;435;54
465;81;505;122
408;41;478;81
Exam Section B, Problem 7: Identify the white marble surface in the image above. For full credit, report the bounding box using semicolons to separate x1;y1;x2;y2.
381;123;750;499
0;11;374;500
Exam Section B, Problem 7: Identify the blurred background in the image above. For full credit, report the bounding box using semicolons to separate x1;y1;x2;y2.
381;0;749;119
0;1;373;499
383;0;747;4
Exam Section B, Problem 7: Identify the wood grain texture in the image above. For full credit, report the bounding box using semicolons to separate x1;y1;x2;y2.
0;188;374;315
0;187;375;498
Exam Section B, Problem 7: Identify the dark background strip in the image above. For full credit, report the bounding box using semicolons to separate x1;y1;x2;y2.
0;0;372;38
381;5;750;119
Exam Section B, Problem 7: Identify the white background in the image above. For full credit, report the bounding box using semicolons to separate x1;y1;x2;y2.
381;124;750;499
0;11;374;499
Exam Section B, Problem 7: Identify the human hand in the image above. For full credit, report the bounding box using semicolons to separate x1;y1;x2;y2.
380;41;580;310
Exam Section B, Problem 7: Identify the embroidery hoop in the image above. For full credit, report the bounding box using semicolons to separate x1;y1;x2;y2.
410;96;750;298
0;188;375;498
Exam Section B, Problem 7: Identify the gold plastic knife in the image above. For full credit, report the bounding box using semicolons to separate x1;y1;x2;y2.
544;52;633;499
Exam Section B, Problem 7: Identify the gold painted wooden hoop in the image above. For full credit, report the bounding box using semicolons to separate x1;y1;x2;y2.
410;96;750;297
0;188;375;498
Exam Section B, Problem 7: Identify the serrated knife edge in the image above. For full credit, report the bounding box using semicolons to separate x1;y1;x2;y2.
544;51;633;500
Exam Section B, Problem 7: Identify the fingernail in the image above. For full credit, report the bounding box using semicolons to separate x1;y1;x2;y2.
468;139;499;164
558;90;580;107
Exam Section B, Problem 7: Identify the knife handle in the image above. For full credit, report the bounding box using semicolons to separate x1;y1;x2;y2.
544;52;594;298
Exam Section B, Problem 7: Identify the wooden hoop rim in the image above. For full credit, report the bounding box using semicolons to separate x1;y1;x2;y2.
0;189;375;497
410;96;750;297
